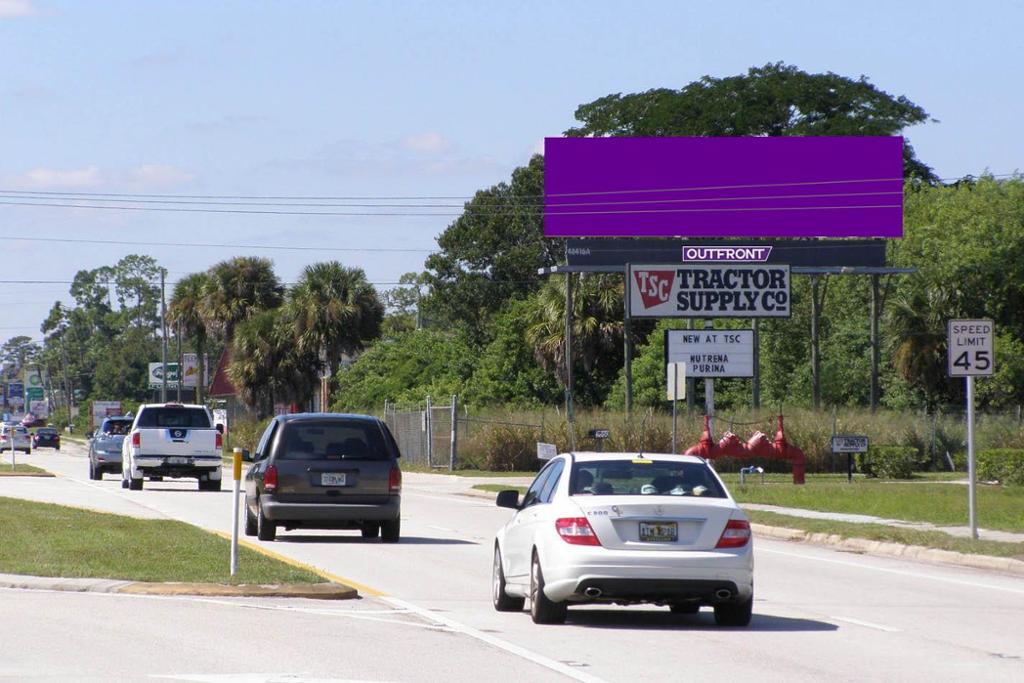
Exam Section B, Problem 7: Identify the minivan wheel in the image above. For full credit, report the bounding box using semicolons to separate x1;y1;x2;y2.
493;545;525;612
256;497;276;541
244;505;258;536
381;518;400;543
530;552;567;624
361;523;380;539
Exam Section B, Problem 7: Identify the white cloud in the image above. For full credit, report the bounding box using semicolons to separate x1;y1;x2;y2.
20;166;102;189
400;132;452;154
125;164;195;189
0;0;35;19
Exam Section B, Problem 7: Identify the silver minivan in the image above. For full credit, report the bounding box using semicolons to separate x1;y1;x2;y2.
243;413;402;542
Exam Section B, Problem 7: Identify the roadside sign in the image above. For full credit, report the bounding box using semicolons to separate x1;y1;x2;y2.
629;264;790;318
947;319;994;377
148;362;180;389
536;442;557;460
666;329;754;378
25;387;44;402
831;435;869;453
8;382;23;399
588;429;610;439
666;361;687;401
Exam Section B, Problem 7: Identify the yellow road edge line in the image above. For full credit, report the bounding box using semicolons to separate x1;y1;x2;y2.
210;530;386;597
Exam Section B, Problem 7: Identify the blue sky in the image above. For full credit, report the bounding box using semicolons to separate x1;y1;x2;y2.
1;0;1022;343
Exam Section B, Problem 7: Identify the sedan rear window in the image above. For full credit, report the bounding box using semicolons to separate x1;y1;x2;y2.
275;421;391;461
570;460;727;498
136;407;211;428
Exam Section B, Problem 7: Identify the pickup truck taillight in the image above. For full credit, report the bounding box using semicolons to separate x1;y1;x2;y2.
131;432;141;448
215;431;223;450
263;464;278;492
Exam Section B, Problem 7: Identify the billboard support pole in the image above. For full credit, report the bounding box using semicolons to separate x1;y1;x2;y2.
870;274;881;413
564;272;574;426
752;318;761;411
624;265;632;416
810;275;822;411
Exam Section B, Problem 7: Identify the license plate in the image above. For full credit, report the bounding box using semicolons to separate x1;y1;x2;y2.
321;472;347;487
639;521;678;542
167;457;191;465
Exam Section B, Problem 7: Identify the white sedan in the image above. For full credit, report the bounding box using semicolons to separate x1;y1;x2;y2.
492;452;754;625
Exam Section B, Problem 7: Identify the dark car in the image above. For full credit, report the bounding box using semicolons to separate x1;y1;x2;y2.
32;427;61;450
243;413;402;542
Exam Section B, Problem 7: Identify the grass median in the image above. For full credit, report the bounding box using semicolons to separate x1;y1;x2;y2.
0;463;48;476
0;496;321;584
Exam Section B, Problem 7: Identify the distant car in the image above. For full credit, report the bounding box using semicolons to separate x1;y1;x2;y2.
0;424;32;454
243;413;402;542
32;427;60;451
21;413;46;428
492;452;754;625
87;416;132;479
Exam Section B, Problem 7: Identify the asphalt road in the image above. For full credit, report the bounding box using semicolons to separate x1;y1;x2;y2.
2;443;1023;682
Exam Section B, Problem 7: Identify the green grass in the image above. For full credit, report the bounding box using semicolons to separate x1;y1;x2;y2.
0;463;48;475
750;510;1024;560
0;496;322;584
730;475;1024;533
473;483;528;495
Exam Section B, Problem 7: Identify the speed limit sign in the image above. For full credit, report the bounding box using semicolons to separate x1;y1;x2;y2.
947;319;994;377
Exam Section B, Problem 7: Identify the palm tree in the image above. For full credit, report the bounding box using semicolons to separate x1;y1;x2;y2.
525;273;624;386
289;262;384;378
200;256;284;342
168;272;210;402
228;310;317;418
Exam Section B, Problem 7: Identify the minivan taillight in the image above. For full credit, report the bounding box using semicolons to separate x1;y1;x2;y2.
263;464;278;492
131;431;141;448
389;467;402;493
716;519;751;548
555;517;601;546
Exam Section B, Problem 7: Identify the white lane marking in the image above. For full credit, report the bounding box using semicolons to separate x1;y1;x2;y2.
829;616;902;632
403;491;491;507
382;596;608;683
760;547;1024;596
152;675;392;682
426;524;458;533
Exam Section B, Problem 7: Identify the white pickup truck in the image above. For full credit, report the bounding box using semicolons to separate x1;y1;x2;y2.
121;403;224;491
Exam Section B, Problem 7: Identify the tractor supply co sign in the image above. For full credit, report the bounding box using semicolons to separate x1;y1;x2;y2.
630;264;790;318
666;329;754;378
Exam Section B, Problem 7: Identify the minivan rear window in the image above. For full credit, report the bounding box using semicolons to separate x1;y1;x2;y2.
275;421;391;461
570;460;727;498
136;407;211;429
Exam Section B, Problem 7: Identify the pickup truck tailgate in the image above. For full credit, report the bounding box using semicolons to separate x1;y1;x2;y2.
140;428;218;456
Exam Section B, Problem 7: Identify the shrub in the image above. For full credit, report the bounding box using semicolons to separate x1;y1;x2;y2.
859;446;917;479
226;418;272;454
480;424;543;472
977;449;1024;485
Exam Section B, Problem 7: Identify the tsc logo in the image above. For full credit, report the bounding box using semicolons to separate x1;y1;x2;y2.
633;270;675;309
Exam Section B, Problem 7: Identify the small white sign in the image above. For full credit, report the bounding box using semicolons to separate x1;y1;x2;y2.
831;435;869;453
666;362;686;401
947;319;994;377
666;329;754;378
536;442;558;460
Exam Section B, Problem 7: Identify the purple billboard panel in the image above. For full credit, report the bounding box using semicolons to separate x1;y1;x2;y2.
544;137;903;238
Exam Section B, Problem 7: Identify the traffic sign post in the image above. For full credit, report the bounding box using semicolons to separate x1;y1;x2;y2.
667;362;686;453
947;319;994;540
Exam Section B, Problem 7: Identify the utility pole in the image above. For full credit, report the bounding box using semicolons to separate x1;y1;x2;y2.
176;320;183;403
160;269;168;402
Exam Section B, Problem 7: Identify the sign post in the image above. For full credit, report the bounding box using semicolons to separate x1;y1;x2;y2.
667;362;686;453
831;435;869;483
947;319;994;540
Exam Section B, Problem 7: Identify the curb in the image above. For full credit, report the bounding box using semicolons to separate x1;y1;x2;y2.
0;573;357;599
751;524;1024;576
0;472;55;478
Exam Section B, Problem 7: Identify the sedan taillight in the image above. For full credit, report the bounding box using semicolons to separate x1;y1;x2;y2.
555;517;602;546
715;519;751;548
263;464;278;492
389;467;402;493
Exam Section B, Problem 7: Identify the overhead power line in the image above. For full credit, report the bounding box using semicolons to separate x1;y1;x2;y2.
0;235;437;253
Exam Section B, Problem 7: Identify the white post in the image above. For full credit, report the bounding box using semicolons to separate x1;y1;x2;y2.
231;447;242;575
966;376;978;539
671;362;678;454
703;320;715;438
9;429;14;471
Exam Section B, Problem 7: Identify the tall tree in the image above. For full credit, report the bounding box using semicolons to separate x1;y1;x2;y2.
289;262;384;378
0;336;41;370
200;256;284;342
169;272;212;402
228;310;317;417
567;62;935;181
422;155;560;345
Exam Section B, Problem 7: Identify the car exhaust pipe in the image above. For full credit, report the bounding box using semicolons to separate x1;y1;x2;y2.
715;589;733;600
584;587;603;598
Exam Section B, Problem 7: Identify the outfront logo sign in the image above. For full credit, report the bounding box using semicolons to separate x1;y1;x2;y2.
629;264;791;318
681;246;772;262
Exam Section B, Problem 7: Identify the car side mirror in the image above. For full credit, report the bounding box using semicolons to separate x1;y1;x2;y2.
495;490;520;509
